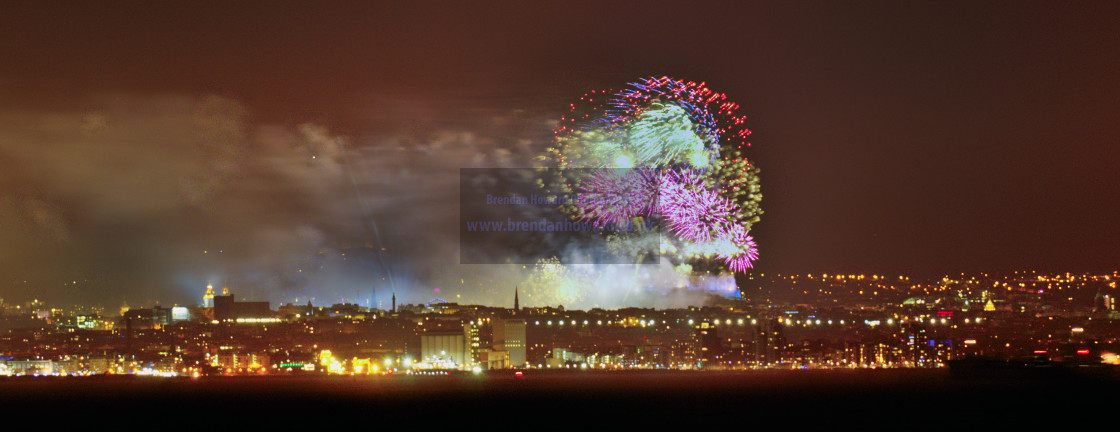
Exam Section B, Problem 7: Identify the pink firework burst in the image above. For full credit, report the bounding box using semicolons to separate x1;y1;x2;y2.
659;169;738;243
576;168;659;227
721;223;759;271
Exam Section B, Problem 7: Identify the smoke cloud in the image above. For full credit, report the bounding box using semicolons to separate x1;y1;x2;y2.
0;93;735;309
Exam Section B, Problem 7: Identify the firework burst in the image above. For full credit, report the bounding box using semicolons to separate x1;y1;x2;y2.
658;168;737;243
575;168;659;227
721;223;759;272
544;76;762;273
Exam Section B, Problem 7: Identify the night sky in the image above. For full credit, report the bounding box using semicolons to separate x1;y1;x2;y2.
2;1;1119;305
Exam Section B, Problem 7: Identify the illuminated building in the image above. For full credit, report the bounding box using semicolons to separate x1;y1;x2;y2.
121;306;173;329
464;321;481;364
899;323;950;367
429;301;461;314
171;306;190;321
76;314;100;329
421;330;467;367
669;339;699;367
478;349;509;370
547;347;584;367
214;352;270;372
754;318;785;366
695;320;722;368
494;318;527;367
2;359;54;375
153;306;172;327
86;356;112;374
203;284;215;308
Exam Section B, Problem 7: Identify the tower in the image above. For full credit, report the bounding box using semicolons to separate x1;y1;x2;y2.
514;287;519;312
203;284;215;308
391;292;396;313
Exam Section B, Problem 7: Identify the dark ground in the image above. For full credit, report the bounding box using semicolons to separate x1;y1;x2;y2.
2;369;1113;425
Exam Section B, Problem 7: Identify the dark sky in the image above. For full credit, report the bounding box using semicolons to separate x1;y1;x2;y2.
1;1;1119;305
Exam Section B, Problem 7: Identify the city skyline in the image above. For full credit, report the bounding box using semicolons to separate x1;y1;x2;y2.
5;268;1115;311
2;266;1116;374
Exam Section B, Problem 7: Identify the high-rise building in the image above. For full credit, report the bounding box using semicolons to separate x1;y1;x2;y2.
494;318;526;367
464;321;481;364
754;318;785;366
695;320;722;368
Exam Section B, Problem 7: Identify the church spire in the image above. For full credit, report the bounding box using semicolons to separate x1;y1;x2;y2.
514;286;519;311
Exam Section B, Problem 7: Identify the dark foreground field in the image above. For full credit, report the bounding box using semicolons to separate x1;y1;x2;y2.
2;369;1114;424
